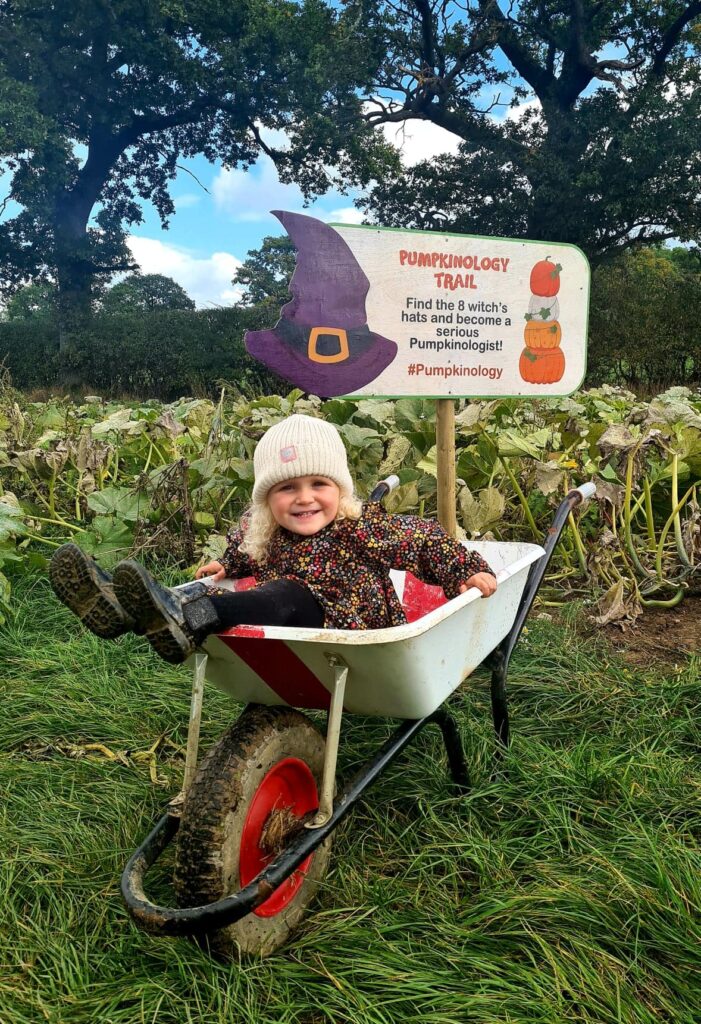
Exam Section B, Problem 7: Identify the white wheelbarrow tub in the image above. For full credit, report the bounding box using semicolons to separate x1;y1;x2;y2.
198;541;545;720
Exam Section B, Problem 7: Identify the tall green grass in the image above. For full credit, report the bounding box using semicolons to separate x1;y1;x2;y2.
1;578;699;1023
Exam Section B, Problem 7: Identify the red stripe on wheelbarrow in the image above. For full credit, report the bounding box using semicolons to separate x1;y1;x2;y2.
217;631;331;710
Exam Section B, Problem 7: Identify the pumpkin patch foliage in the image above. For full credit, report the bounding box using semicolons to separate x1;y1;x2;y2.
0;380;699;627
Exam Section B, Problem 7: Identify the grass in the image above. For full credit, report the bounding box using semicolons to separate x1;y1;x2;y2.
0;576;699;1023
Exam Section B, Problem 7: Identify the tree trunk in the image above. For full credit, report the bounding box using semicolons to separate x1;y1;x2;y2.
51;197;96;387
52;128;128;361
526;104;588;247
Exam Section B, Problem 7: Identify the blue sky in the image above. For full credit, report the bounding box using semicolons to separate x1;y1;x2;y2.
122;118;466;307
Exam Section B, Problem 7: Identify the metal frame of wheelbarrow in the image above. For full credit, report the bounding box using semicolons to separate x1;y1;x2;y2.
121;482;595;938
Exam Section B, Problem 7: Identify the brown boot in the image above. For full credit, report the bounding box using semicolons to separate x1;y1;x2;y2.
49;544;135;639
113;561;220;664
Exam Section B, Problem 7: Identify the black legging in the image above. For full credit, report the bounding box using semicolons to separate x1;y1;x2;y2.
206;579;325;630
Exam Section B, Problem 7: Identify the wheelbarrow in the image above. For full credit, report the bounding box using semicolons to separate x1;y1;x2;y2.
121;481;596;957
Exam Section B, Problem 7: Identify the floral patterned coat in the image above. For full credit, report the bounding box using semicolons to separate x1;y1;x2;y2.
219;503;495;631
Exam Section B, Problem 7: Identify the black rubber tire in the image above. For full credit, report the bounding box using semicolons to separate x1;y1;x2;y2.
173;704;331;958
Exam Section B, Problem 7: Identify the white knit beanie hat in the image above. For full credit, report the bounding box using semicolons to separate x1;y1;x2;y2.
251;414;354;505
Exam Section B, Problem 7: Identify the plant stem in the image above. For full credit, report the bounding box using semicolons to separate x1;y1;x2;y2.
27;514;85;533
622;453;654;581
643;477;656;549
656;484;694;580
48;472;56;519
671;454;692;567
567;512;588;576
640;588;685;609
497;455;539;538
24;533;63;548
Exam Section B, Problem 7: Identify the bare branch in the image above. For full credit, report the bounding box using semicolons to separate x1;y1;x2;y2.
246;120;285;162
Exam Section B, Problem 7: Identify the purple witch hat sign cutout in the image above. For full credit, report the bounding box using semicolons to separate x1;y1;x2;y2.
245;212;590;398
244;211;398;398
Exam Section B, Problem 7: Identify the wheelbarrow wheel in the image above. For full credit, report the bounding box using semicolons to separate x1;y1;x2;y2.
173;703;331;958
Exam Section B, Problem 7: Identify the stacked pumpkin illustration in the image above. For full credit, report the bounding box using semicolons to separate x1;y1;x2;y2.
519;257;565;384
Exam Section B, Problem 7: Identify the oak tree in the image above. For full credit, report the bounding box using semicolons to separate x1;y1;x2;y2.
359;1;701;263
0;0;390;344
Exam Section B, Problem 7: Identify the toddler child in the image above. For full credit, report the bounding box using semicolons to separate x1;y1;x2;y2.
50;414;496;664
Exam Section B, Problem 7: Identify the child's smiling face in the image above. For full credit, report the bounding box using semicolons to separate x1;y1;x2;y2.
267;475;340;536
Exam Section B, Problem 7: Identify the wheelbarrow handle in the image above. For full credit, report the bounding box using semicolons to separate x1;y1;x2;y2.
369;475;400;503
510;478;597;638
570;481;597;503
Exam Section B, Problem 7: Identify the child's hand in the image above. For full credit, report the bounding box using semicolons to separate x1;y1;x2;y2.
195;560;226;582
459;572;497;598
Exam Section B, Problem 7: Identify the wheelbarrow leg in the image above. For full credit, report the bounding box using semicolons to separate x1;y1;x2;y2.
306;654;348;829
169;650;208;815
489;649;509;749
431;709;470;791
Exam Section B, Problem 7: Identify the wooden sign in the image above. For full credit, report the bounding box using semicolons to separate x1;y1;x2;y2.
245;212;590;400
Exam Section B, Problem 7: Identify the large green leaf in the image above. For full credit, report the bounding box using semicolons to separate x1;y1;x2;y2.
170;399;215;433
534;460;566;496
416;446;437;477
91;408;135;436
458;486;506;536
319;400;357;425
394;398;427;431
354;400;396;425
86;487;145;522
337;423;381;449
384;481;420;514
77;517;134;567
225;458;255;481
0;496;28;541
497;428;552;458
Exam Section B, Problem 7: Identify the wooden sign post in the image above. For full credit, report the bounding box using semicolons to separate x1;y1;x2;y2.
243;212;590;534
436;399;457;536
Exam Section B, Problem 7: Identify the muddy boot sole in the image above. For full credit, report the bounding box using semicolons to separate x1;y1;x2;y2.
49;543;133;639
113;561;194;664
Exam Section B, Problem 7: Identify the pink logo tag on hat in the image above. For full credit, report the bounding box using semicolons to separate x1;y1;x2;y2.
280;445;298;463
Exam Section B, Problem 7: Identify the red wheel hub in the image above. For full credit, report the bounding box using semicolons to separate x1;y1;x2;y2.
239;757;319;917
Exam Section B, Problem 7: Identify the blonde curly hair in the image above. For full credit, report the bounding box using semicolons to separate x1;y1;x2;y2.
238;493;363;563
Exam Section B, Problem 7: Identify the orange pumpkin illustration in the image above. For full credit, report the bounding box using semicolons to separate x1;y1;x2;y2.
529;257;561;297
524;319;562;349
519;346;565;384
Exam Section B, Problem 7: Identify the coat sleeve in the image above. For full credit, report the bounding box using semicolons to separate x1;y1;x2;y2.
219;526;258;579
359;506;495;600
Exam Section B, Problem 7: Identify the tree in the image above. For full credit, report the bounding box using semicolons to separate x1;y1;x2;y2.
589;247;701;389
358;1;701;264
0;1;392;344
101;273;194;314
657;244;701;276
3;281;57;321
232;235;297;309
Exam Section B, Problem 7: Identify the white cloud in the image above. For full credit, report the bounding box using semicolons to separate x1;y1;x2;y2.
379;118;462;165
213;159;306;222
212;156;368;229
126;235;244;308
173;192;202;209
503;97;541;123
324;206;365;225
211;115;463;227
